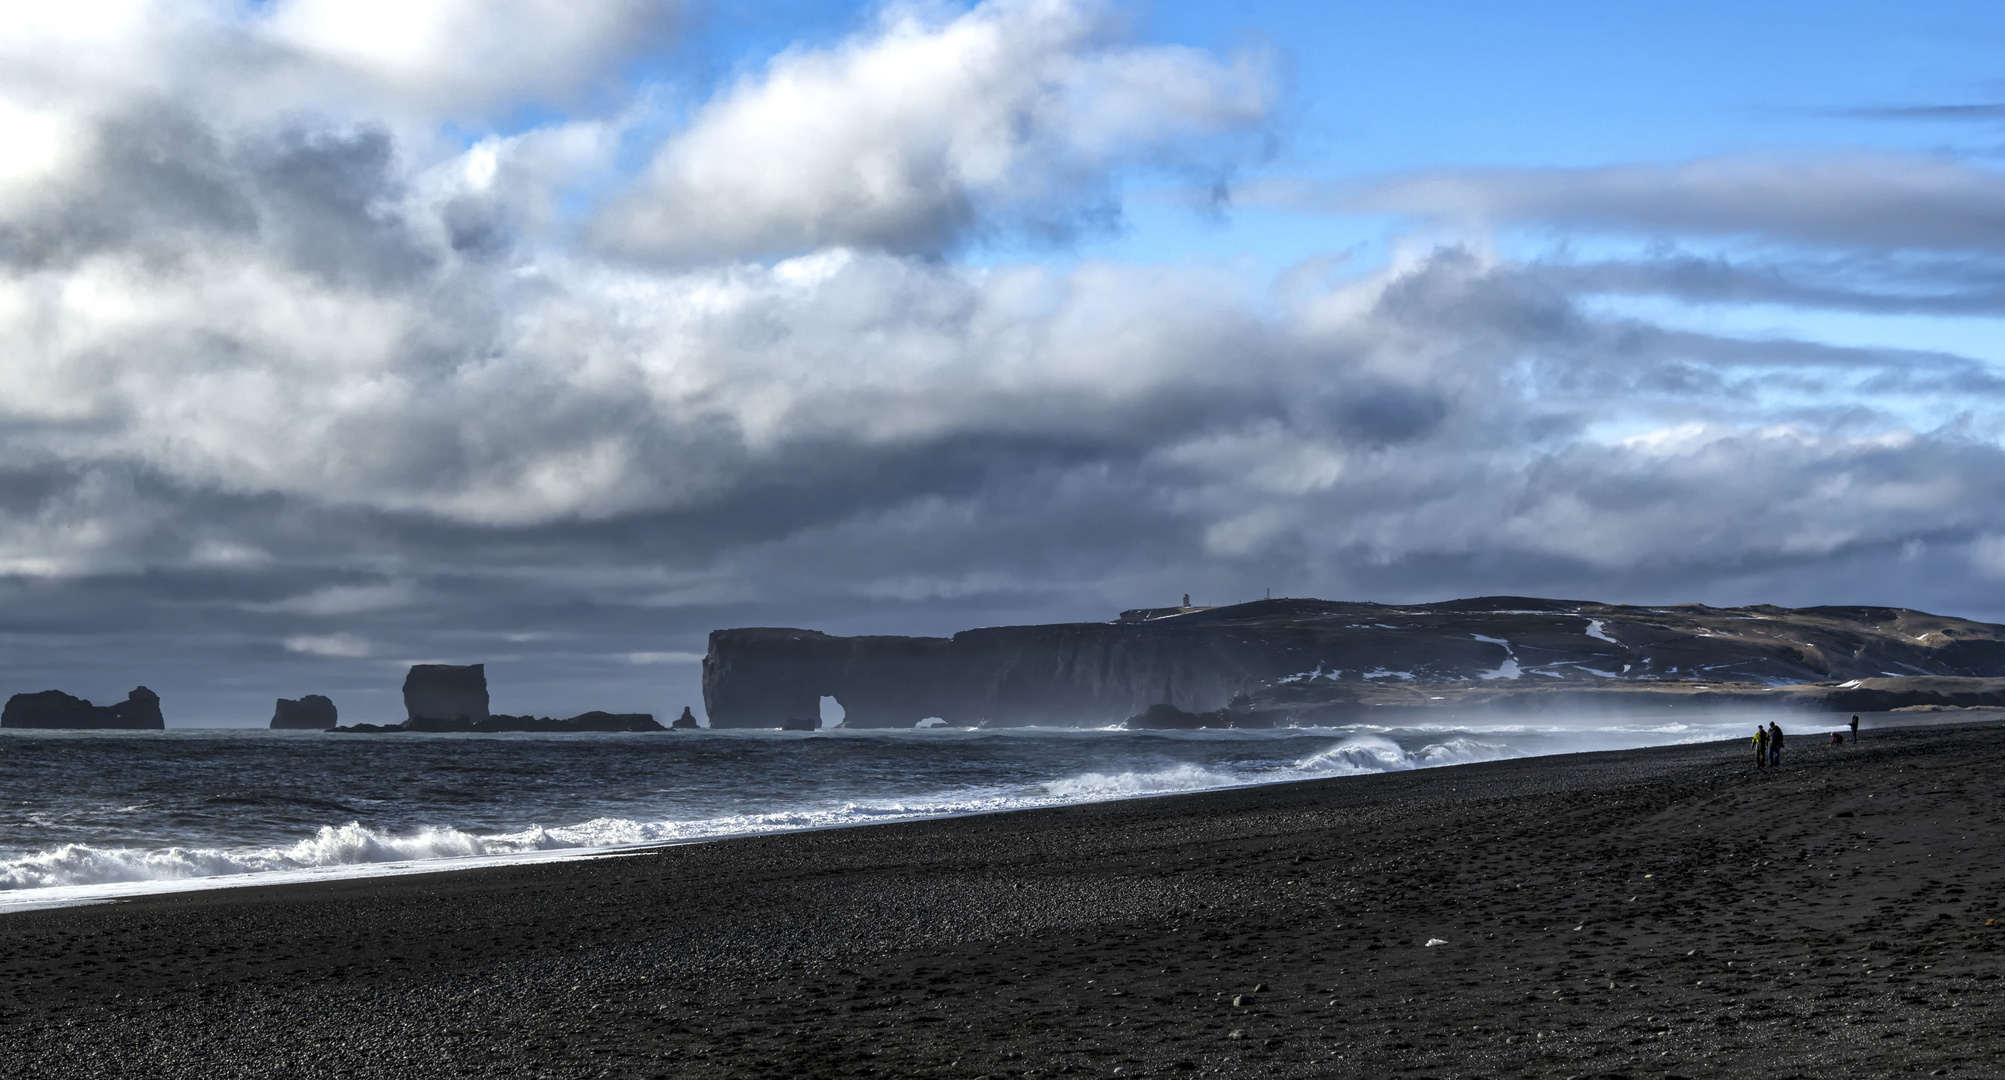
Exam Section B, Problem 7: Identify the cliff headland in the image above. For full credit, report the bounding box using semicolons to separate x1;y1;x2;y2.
703;596;2005;728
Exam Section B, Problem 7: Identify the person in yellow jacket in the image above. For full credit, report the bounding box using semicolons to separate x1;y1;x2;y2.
1753;725;1768;768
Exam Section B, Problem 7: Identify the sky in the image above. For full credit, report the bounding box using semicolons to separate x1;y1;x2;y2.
5;0;2005;725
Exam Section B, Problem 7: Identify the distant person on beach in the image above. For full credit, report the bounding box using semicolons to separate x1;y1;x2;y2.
1768;722;1784;767
1183;593;1190;608
1830;732;1844;745
1753;725;1768;768
1851;714;1860;743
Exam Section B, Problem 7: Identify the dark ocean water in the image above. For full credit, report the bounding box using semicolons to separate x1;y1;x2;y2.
0;714;1840;908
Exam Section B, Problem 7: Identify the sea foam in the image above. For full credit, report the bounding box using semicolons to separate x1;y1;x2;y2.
0;823;496;891
0;718;1774;908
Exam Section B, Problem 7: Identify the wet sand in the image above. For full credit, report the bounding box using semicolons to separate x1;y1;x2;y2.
4;719;2004;1078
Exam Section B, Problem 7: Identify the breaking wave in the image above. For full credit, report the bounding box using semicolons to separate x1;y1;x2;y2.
1042;762;1242;797
1292;734;1520;774
0;718;1762;905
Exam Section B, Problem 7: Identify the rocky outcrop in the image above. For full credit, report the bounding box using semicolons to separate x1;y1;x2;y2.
335;711;663;734
672;706;700;729
1124;703;1263;730
402;664;489;722
703;597;2005;728
2;687;165;730
331;663;664;733
270;694;338;730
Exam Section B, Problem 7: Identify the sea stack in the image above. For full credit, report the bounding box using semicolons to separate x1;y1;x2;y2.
672;706;699;729
403;664;489;722
1;686;165;729
270;694;338;730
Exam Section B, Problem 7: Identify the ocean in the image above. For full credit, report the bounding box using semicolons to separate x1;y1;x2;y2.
0;713;1860;911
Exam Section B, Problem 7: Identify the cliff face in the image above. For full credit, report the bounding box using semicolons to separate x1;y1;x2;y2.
702;598;2005;728
1;687;165;730
270;694;337;730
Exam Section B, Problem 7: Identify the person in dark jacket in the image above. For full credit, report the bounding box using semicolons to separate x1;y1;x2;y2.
1850;714;1860;743
1768;721;1784;767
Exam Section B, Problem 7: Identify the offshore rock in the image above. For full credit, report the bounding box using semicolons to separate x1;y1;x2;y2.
703;597;2005;728
672;706;700;729
2;687;165;730
336;711;664;734
403;663;489;722
271;694;337;730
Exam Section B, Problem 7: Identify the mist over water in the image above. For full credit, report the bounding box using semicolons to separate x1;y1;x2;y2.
0;712;1868;909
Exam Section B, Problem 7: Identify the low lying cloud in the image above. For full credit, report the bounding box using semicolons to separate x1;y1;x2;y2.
283;633;374;658
625;651;706;665
255;583;418;616
1254;154;2005;253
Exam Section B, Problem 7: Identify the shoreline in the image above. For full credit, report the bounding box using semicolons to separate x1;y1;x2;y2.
1;708;1992;914
7;719;2005;1077
10;702;1991;733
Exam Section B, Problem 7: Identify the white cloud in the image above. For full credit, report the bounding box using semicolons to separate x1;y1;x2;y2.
283;633;374;658
593;0;1272;260
258;582;417;616
0;100;86;212
624;651;704;664
260;0;675;114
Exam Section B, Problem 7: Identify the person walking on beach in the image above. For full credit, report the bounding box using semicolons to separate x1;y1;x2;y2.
1850;714;1860;743
1768;721;1784;767
1753;725;1768;768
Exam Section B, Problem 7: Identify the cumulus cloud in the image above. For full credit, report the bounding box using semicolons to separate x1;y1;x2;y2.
260;0;678;114
2;0;2005;722
592;0;1273;260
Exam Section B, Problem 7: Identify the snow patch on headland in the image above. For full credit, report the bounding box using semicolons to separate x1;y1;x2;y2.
1472;634;1522;680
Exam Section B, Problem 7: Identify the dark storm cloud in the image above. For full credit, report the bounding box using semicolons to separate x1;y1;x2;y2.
249;126;438;286
0;105;254;270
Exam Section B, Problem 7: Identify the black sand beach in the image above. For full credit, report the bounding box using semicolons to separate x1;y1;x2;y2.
5;720;2004;1078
